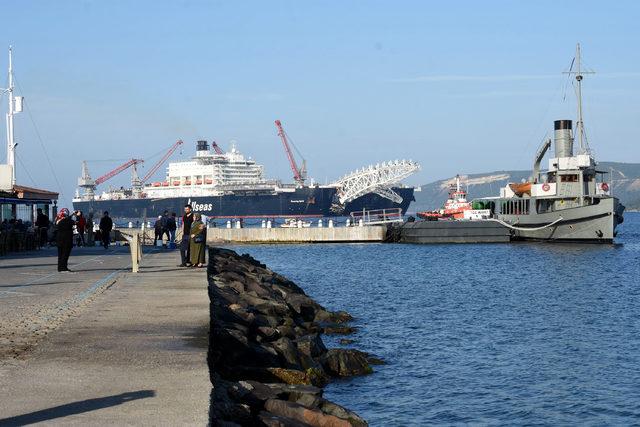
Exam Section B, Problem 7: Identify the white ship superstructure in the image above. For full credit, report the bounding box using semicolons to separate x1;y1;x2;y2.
143;140;277;198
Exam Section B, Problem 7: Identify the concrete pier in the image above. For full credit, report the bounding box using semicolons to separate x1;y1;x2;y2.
0;246;209;425
207;225;387;243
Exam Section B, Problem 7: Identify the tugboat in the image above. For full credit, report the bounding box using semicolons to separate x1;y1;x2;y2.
417;175;472;220
393;44;624;244
477;44;624;242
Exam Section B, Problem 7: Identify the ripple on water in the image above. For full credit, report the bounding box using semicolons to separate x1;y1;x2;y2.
230;213;640;426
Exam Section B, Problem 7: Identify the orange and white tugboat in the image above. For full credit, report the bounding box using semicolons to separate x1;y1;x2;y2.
417;175;472;220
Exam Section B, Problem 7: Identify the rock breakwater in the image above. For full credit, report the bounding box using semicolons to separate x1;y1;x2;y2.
207;247;379;426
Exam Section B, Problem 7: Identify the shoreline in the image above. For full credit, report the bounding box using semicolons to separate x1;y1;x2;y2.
207;247;379;426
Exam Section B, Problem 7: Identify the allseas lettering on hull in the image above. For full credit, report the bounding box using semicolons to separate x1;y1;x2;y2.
290;200;306;203
187;199;213;212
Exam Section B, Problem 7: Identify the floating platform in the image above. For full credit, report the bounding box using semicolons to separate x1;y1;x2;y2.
389;220;511;244
207;226;387;244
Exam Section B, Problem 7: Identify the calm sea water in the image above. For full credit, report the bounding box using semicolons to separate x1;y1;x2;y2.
229;212;640;426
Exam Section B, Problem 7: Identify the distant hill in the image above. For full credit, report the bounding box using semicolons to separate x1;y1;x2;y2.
411;161;640;213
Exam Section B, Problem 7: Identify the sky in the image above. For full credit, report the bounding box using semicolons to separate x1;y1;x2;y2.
1;0;639;207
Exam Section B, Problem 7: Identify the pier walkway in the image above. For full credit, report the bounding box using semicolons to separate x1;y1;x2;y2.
0;246;210;425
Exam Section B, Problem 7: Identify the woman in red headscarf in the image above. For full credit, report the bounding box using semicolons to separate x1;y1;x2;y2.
56;208;76;272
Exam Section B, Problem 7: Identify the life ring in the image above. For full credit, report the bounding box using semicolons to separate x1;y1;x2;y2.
601;182;609;192
542;183;550;191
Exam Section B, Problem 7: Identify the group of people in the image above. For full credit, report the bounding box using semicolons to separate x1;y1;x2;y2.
52;204;206;273
55;210;114;272
153;211;178;248
178;204;207;268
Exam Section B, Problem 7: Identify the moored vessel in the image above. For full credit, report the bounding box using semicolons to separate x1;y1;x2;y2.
73;133;420;221
394;44;625;244
475;45;624;242
416;174;472;220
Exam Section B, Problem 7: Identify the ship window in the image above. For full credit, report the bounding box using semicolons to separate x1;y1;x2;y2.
560;174;578;182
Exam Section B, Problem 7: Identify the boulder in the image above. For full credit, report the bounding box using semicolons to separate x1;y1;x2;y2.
264;399;352;427
258;411;309;427
314;310;353;324
320;349;373;377
285;294;321;322
320;324;358;335
271;337;302;370
319;400;368;427
257;326;281;341
296;334;328;358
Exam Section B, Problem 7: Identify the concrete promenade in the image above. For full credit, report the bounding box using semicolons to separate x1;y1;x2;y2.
0;245;210;425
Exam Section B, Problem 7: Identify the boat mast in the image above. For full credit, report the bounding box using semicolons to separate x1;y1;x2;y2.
564;43;594;154
6;46;16;185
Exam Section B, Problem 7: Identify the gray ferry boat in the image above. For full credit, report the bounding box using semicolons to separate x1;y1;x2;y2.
398;44;624;244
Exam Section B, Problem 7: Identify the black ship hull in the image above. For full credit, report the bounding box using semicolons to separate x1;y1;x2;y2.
73;187;415;220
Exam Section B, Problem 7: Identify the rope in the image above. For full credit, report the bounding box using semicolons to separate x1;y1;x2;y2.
488;216;564;231
14;75;65;197
15;152;37;186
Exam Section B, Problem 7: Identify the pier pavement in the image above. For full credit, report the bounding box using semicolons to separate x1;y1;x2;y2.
0;245;210;425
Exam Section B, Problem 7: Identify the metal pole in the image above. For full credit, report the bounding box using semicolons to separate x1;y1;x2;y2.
6;46;15;185
575;43;585;153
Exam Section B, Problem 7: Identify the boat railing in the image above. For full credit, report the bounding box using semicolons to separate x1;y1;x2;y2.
349;208;403;226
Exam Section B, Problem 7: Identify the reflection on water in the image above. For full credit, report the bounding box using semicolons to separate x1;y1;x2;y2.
229;213;640;426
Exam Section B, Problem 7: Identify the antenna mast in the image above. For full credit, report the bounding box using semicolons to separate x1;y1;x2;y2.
5;47;16;185
2;46;25;186
564;43;594;154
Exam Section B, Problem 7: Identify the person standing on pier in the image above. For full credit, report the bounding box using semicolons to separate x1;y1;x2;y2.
55;208;75;272
189;213;206;267
76;211;86;247
35;208;50;247
179;204;193;267
86;212;94;246
153;215;163;247
99;211;113;249
167;212;177;249
160;210;171;248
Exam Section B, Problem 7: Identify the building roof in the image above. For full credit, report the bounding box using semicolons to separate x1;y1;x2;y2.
12;184;59;201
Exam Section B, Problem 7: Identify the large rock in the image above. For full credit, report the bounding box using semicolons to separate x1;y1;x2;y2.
319;400;368;427
284;294;322;322
320;349;373;377
271;337;303;370
264;399;353;427
296;334;328;358
258;411;309;427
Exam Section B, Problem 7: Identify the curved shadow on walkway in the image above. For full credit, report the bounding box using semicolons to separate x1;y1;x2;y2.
0;390;155;426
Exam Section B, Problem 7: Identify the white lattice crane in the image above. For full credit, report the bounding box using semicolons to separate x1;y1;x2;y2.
333;160;421;204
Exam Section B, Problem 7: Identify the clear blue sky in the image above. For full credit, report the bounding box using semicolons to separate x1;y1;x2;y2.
2;1;639;207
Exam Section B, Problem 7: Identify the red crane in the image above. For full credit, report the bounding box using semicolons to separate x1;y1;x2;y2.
95;158;144;185
141;139;184;183
275;120;307;185
211;140;224;155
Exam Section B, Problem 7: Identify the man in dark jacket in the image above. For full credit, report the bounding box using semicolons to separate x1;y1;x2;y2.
160;210;170;248
167;212;177;249
56;208;75;272
35;208;50;247
153;215;163;246
179;204;193;266
99;211;113;249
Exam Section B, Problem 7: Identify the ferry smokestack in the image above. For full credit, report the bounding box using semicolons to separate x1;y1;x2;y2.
196;140;209;151
554;120;573;157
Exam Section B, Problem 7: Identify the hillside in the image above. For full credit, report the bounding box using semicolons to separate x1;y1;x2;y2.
411;162;640;213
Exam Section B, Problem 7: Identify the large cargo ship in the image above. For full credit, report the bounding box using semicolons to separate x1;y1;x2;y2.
72;138;419;220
